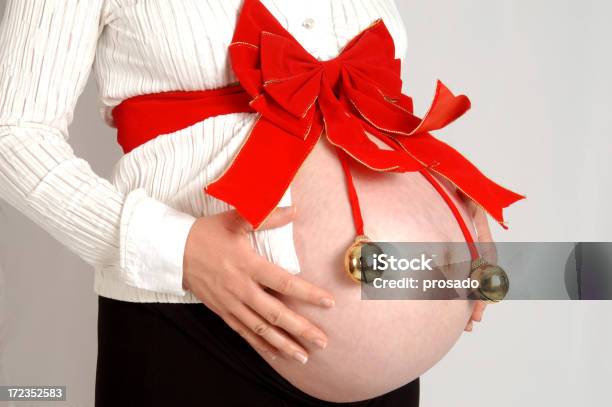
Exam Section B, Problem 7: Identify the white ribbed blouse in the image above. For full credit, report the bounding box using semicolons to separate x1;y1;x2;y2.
0;0;408;303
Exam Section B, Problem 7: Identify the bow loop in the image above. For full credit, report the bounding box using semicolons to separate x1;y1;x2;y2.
260;31;319;81
234;30;323;136
261;69;322;119
339;19;397;66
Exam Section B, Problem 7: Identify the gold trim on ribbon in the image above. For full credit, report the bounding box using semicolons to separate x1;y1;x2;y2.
229;41;259;49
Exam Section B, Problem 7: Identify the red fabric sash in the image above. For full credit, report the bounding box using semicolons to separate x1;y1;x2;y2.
112;0;524;239
113;85;254;154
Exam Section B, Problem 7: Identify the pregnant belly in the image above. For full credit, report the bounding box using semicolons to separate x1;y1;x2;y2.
262;137;477;402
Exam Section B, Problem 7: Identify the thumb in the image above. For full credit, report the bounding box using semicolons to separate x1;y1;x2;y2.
257;205;297;231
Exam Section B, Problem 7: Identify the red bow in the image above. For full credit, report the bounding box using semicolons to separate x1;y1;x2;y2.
205;0;524;229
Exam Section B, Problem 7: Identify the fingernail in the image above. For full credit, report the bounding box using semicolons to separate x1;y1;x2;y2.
293;351;308;364
267;352;278;361
320;298;335;308
312;338;327;349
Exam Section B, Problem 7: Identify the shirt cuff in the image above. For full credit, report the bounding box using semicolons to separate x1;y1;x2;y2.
119;188;197;296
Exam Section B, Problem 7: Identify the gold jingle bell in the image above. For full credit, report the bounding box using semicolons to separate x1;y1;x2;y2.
469;258;510;303
344;235;384;284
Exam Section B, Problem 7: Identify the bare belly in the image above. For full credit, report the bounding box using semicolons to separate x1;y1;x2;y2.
264;137;476;402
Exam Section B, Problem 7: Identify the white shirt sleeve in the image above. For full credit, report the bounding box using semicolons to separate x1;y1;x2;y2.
0;0;196;296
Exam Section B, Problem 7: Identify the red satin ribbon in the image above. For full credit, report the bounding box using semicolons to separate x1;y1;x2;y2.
112;0;525;260
205;0;524;231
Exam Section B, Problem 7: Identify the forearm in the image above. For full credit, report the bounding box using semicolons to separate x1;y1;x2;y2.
0;0;196;296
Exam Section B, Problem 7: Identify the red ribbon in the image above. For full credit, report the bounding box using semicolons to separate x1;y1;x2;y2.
204;0;524;230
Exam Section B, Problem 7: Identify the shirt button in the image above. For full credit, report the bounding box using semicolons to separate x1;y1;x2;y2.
302;18;315;29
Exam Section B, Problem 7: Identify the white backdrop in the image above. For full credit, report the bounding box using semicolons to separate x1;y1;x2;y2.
396;1;612;405
1;1;611;406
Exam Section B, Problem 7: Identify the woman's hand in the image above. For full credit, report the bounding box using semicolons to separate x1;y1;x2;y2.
460;194;496;332
182;205;335;364
465;301;486;332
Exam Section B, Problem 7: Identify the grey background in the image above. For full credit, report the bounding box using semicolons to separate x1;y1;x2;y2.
1;1;611;406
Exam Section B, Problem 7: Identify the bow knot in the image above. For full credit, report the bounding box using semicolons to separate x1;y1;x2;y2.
321;58;342;91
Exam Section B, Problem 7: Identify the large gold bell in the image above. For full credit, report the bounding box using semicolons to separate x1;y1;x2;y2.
469;258;510;303
344;235;384;283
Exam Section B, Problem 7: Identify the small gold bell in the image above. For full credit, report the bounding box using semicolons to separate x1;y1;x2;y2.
469;258;510;303
344;235;384;283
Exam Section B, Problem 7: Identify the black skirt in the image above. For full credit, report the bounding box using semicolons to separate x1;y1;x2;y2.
95;295;419;407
